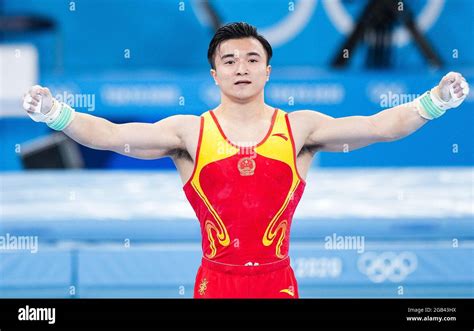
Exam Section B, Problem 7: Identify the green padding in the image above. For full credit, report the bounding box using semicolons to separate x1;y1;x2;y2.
47;104;73;131
419;93;446;119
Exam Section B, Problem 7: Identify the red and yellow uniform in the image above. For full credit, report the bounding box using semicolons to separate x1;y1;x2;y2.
183;108;306;298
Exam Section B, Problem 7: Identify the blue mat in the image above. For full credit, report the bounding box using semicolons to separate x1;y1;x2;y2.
1;168;473;298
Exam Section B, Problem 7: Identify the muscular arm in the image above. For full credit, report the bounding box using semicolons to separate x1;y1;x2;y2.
299;73;469;153
22;85;195;159
63;113;194;159
298;102;428;153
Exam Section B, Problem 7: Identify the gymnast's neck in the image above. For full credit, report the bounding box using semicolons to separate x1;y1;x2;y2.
215;91;274;123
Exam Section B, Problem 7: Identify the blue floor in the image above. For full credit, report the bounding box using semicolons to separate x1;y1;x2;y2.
1;168;473;298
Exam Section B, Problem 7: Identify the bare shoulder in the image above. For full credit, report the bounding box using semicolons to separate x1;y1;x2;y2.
173;114;201;133
287;110;334;153
168;114;201;160
288;109;333;123
160;114;200;127
287;110;333;135
156;114;199;138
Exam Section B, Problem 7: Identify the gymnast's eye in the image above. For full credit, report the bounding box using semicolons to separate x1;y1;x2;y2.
225;60;235;65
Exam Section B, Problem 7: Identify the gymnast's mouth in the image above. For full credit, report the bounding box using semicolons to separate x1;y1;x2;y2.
234;80;252;85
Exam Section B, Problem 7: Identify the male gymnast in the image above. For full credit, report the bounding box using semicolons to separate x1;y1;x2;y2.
22;22;469;298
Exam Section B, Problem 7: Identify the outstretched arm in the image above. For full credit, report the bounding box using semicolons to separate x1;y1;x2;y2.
63;112;188;159
22;85;194;159
299;72;469;152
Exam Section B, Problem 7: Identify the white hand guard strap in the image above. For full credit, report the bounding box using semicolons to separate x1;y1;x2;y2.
22;94;47;122
24;97;76;131
413;82;469;120
46;101;76;131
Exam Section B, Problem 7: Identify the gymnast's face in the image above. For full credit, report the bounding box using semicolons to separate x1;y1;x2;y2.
211;38;271;103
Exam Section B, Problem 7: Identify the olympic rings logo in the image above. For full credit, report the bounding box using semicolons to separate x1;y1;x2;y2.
192;0;318;47
193;0;444;47
357;251;417;283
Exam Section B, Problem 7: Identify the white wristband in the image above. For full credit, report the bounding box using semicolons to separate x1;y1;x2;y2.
412;91;446;120
46;101;76;131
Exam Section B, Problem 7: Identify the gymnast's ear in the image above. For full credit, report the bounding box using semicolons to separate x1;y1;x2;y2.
266;65;272;81
210;69;218;85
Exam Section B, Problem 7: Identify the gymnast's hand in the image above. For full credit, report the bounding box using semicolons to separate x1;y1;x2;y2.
22;85;55;122
21;85;194;161
432;72;469;108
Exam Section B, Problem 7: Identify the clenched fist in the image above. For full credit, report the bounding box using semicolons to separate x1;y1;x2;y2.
21;85;75;131
412;71;469;120
22;85;54;122
434;72;469;107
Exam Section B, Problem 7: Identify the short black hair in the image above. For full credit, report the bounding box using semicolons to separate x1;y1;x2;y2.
207;22;273;69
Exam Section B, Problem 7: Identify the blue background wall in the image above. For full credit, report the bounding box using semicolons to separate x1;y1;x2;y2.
1;0;473;170
3;0;474;71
